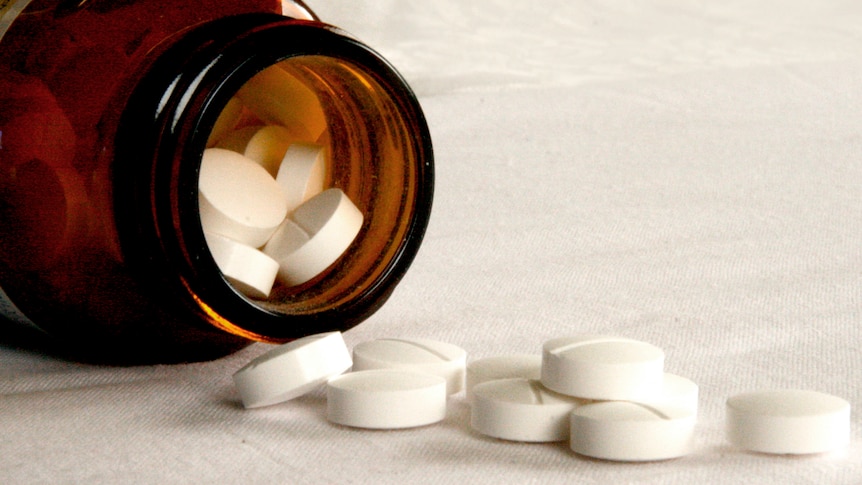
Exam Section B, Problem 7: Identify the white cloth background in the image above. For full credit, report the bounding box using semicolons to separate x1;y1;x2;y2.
2;1;861;483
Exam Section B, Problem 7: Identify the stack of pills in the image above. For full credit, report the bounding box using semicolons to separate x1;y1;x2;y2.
233;334;467;430
199;64;363;299
231;332;851;461
325;338;467;429
470;335;698;461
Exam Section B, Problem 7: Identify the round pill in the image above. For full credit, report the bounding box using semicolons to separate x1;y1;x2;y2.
726;389;850;455
262;218;310;264
541;335;664;400
570;401;696;462
198;148;288;248
326;369;447;429
232;331;352;409
204;232;280;299
465;354;542;402
633;373;699;416
471;378;587;442
352;338;467;395
243;124;313;176
275;142;327;213
263;188;363;286
237;65;327;140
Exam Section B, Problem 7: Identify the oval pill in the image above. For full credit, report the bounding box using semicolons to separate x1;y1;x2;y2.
275;142;327;213
232;331;352;409
465;354;542;402
326;369;447;429
204;232;279;299
570;401;696;462
726;389;850;455
471;378;587;442
352;338;467;395
541;335;664;400
199;148;288;247
263;188;363;286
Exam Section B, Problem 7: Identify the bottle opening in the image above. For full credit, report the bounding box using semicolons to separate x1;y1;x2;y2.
196;54;429;334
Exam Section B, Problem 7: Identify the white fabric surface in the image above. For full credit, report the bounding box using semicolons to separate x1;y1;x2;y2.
2;1;861;482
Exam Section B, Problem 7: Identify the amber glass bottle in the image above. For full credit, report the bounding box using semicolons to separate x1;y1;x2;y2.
0;0;434;363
